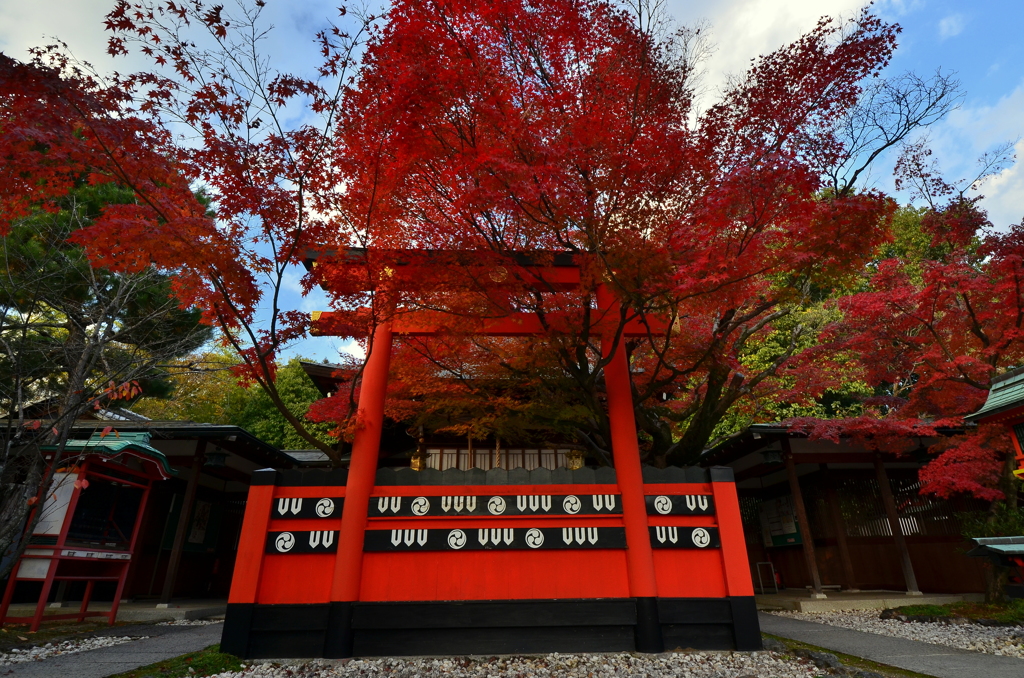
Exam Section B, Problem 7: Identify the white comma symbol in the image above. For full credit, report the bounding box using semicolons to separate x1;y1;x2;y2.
448;529;467;549
487;496;506;515
525;528;544;548
275;532;295;552
562;495;581;514
315;498;335;517
653;495;673;515
692;527;711;548
411;497;430;516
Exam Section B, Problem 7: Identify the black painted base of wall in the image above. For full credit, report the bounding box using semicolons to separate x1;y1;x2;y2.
221;597;761;658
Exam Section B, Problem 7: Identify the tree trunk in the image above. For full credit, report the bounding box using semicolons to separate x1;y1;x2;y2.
983;448;1020;603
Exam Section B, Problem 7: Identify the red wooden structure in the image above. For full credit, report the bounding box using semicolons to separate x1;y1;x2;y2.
0;433;175;630
221;251;759;657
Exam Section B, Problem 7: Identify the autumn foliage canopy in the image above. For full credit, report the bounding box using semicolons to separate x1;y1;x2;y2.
2;0;1020;498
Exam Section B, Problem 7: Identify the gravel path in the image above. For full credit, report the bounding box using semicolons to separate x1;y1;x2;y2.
0;635;143;665
206;652;830;678
771;610;1024;658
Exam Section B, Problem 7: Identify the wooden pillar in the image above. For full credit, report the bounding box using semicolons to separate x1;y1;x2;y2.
781;439;825;598
326;317;394;657
874;455;922;595
159;440;206;605
598;285;662;653
822;465;858;591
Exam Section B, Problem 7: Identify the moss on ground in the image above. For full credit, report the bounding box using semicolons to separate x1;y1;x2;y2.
763;633;934;678
894;599;1024;624
108;644;243;678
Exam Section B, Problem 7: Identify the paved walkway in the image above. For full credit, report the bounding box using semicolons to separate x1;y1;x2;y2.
759;612;1024;678
2;622;223;678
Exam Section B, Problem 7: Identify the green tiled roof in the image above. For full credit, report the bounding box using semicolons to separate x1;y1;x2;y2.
43;432;177;478
966;367;1024;421
967;536;1024;557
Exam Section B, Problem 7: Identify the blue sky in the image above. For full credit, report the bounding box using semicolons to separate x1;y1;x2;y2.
2;0;1022;362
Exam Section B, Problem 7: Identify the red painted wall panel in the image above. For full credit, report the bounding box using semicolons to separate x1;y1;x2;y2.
359;549;630;601
257;554;335;604
652;549;728;598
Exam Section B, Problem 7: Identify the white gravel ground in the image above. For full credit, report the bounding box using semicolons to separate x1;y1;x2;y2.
0;634;143;665
208;652;830;678
772;610;1024;658
157;618;223;626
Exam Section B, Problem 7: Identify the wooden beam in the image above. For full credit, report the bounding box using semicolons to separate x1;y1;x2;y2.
874;455;922;595
311;309;669;338
822;465;858;591
158;440;206;605
782;438;825;598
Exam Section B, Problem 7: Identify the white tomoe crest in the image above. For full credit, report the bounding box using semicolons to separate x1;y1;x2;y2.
315;498;335;517
691;527;711;548
275;532;295;552
653;496;672;514
525;528;544;548
410;497;430;516
562;495;581;514
487;496;507;515
448;529;467;549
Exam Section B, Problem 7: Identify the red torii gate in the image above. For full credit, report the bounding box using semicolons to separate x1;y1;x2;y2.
318;255;665;650
221;250;756;658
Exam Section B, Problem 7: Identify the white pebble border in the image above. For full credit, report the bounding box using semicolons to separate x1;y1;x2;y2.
0;635;144;665
157;619;224;626
772;610;1024;658
207;652;828;678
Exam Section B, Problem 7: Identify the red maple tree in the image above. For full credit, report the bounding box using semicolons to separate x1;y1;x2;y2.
3;1;962;469
798;142;1023;501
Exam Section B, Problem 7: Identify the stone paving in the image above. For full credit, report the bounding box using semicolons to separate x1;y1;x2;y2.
760;611;1024;678
0;621;222;678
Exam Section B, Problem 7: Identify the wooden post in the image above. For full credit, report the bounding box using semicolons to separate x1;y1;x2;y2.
781;439;825;598
158;440;206;605
874;455;922;595
598;285;662;653
327;316;394;657
822;465;858;591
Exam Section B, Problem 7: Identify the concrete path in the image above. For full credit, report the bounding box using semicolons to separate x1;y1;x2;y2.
2;622;223;678
760;612;1024;678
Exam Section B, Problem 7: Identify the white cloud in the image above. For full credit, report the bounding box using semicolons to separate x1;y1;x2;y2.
921;79;1024;229
938;13;966;39
664;0;869;106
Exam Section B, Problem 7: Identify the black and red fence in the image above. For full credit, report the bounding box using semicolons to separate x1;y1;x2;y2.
220;465;759;657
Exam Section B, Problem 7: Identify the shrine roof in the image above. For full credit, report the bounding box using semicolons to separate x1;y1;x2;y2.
966;366;1024;422
43;431;177;479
